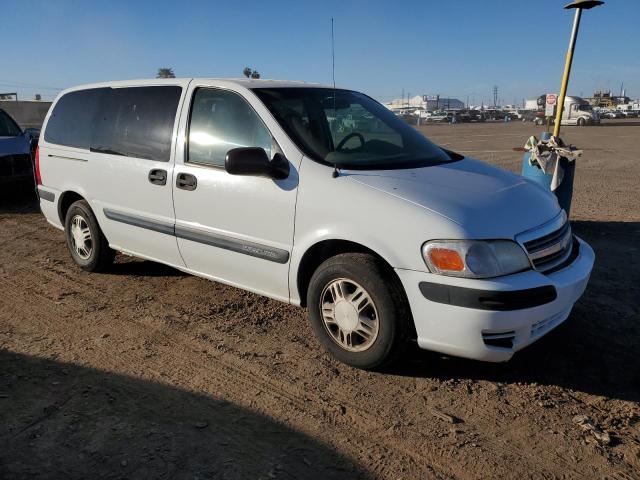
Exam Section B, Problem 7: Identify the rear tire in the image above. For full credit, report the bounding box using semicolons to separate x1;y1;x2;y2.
64;200;115;272
306;253;411;370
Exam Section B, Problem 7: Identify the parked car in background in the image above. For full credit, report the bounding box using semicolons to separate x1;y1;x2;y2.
0;108;38;189
36;78;594;369
469;110;486;122
601;110;621;119
521;110;544;124
457;110;486;123
482;110;512;121
426;111;449;123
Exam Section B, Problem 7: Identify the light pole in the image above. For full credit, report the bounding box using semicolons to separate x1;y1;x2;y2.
553;0;604;138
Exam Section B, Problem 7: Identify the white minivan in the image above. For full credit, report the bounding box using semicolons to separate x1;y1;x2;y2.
36;78;595;369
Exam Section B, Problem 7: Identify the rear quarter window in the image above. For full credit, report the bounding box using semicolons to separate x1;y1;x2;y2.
44;86;182;162
44;88;108;149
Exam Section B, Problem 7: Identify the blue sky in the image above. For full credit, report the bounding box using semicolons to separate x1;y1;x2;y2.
2;0;637;104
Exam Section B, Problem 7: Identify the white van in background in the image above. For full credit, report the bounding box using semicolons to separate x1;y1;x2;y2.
36;78;594;369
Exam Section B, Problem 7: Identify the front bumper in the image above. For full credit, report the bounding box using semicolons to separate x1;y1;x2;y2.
396;236;595;362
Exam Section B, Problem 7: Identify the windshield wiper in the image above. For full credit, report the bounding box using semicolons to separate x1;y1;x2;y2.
90;146;125;156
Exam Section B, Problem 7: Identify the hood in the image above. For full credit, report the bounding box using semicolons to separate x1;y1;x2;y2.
346;158;560;239
0;135;29;156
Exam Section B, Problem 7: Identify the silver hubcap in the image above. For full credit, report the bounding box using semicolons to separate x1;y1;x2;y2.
70;215;92;260
320;278;379;352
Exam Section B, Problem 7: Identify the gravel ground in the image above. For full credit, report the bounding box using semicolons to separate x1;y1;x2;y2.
1;119;639;479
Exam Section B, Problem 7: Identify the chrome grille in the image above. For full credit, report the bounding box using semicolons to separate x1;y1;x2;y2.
518;214;574;273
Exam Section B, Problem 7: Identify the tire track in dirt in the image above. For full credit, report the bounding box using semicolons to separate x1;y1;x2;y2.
1;262;561;478
1;215;627;479
0;277;443;479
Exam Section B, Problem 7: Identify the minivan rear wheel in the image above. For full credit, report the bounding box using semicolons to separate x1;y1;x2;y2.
306;253;410;370
64;200;114;272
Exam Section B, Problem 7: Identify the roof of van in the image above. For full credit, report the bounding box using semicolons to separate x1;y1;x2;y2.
198;78;331;88
59;78;335;93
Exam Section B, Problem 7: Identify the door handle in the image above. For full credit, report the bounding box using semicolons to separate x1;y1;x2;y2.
176;172;197;191
148;169;167;186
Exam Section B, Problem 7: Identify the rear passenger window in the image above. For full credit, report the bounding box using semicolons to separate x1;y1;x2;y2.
45;86;181;162
188;88;272;167
44;88;107;149
93;86;182;161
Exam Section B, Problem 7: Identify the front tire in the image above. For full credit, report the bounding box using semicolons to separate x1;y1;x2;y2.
306;253;410;370
577;117;586;126
64;200;115;272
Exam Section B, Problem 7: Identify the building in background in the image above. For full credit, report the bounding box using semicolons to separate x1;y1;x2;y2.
0;99;52;129
384;95;464;112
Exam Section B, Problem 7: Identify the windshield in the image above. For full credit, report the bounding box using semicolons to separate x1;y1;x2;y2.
252;88;455;169
0;110;22;137
578;104;592;112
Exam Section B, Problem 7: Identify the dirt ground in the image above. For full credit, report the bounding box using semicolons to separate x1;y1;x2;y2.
1;119;639;479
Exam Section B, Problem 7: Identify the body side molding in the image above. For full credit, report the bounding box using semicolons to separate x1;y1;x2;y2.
175;225;290;264
103;208;289;264
103;208;175;236
37;187;55;202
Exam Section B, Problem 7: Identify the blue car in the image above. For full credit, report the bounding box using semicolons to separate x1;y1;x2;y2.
0;108;39;188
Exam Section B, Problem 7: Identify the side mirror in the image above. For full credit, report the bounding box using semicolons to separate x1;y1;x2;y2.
225;147;289;180
23;128;40;152
24;128;40;140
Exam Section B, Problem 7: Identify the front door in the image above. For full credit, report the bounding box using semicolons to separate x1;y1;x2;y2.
172;84;300;302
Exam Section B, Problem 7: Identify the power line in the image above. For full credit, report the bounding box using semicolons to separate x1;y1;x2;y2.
0;80;64;91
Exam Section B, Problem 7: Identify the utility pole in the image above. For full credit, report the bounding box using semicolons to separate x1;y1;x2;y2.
493;85;498;109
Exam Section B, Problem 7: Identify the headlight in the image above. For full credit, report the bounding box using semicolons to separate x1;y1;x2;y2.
422;240;531;279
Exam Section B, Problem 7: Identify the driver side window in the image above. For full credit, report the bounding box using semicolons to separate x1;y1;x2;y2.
188;88;272;167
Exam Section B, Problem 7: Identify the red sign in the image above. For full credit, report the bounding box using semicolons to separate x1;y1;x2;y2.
545;94;557;117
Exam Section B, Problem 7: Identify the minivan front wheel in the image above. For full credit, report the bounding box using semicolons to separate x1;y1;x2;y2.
64;200;114;272
307;253;410;370
320;278;380;352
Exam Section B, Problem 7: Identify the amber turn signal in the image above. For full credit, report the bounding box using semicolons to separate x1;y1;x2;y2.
428;248;464;271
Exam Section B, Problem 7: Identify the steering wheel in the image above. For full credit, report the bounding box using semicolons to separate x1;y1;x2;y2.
336;132;365;152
